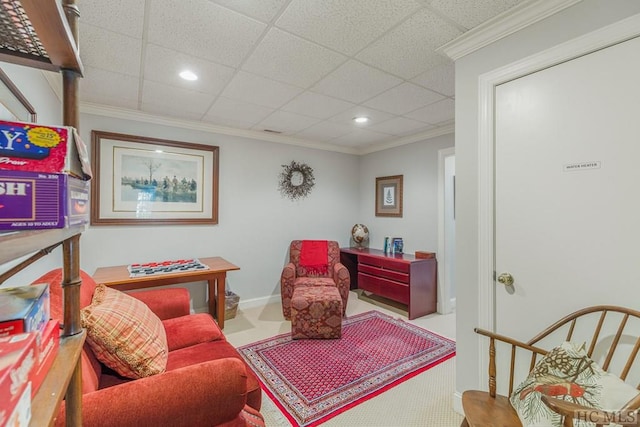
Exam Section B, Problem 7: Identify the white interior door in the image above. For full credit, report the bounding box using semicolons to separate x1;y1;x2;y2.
494;35;640;340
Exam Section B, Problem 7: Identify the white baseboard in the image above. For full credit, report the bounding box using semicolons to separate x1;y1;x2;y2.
453;391;464;416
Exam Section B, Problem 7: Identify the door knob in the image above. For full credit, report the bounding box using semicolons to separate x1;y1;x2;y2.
497;272;514;286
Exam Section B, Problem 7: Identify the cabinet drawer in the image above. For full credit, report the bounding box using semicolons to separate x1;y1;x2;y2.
359;254;410;273
358;263;409;283
358;273;409;305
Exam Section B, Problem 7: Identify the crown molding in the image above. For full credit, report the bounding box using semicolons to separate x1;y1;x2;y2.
79;102;363;155
438;0;583;60
357;123;455;155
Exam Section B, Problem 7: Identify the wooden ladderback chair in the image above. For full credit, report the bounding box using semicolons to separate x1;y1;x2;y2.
461;306;640;427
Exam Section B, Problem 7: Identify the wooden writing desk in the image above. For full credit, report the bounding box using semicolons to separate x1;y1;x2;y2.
92;257;239;329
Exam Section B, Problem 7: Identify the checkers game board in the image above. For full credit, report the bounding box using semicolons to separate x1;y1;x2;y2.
127;259;209;278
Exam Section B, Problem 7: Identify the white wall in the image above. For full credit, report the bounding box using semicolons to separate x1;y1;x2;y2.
454;0;640;399
1;62;452;313
358;133;454;255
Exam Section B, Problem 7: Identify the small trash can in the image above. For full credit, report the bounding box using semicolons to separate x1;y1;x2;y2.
225;291;240;320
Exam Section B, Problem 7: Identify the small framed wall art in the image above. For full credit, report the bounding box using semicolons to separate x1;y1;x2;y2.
375;175;403;217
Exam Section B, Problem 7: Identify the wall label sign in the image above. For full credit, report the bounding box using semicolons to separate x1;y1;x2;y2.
563;161;601;172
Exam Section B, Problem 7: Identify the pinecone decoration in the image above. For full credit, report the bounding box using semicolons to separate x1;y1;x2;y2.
533;348;572;377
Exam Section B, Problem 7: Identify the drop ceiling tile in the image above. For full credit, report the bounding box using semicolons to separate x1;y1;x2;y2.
330;128;392;147
147;0;266;67
429;0;525;29
80;23;142;76
369;117;435;136
80;66;139;110
242;28;347;88
79;0;145;38
356;8;461;79
210;0;289;23
144;44;235;96
294;120;355;141
276;0;421;55
141;80;215;120
328;106;395;126
411;62;455;96
221;71;304;109
203;96;275;126
363;82;445;115
311;61;402;104
406;98;455;124
280;92;355;120
252;110;321;134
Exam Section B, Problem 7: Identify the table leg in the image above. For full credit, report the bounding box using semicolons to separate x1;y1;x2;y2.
217;273;226;329
207;278;215;318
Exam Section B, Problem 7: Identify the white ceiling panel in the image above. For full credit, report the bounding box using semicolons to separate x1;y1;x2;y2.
280;92;355;120
221;71;304;109
141;80;215;120
356;9;462;79
79;24;142;77
311;60;403;104
211;0;290;23
146;0;267;67
242;28;347;88
328;106;395;127
203;97;275;127
369;117;435;136
80;0;145;38
363;82;445;115
294;120;355;142
143;44;236;96
252;110;321;134
275;0;422;55
411;62;456;97
429;0;525;29
80;67;140;110
330;128;392;147
406;98;455;125
76;0;530;152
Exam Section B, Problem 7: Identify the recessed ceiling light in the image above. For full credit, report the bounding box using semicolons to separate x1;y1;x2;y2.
179;70;198;81
353;116;369;124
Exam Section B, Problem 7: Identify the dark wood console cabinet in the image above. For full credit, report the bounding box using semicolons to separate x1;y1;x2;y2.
340;247;437;320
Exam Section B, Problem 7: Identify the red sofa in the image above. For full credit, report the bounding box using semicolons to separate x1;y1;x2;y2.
34;269;263;427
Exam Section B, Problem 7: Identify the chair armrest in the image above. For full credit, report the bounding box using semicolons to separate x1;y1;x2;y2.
542;395;639;426
56;358;249;427
127;288;191;320
474;327;547;356
280;262;296;319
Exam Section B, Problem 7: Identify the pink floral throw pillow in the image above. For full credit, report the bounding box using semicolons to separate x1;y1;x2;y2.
81;284;168;379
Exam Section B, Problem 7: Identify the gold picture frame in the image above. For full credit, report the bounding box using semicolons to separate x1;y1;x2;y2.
375;175;403;217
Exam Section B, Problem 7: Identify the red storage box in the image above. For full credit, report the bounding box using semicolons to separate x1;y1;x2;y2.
0;332;38;425
0;284;50;338
0;170;89;230
31;320;60;398
0;120;91;179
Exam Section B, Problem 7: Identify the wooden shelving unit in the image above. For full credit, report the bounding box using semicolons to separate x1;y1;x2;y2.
0;0;85;425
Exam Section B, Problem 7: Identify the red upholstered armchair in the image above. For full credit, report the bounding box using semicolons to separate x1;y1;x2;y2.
33;269;264;427
280;240;350;320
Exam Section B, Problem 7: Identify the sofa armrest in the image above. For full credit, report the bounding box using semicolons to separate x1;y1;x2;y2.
333;262;350;315
56;358;250;427
127;288;191;320
280;262;296;319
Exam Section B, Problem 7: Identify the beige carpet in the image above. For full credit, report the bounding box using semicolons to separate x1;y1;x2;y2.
224;290;463;427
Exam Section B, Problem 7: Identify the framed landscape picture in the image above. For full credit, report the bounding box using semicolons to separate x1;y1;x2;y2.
91;131;219;225
375;175;403;217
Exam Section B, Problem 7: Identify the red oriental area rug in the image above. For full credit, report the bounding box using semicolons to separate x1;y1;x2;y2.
238;310;456;426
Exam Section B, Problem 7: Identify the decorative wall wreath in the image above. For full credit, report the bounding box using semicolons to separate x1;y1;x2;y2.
278;160;315;200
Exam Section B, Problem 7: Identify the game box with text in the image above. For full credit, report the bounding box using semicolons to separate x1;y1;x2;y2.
0;120;91;179
0;284;50;338
0;170;89;230
0;332;37;426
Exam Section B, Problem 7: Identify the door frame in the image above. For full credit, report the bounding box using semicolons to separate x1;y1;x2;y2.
475;14;640;386
438;146;455;314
